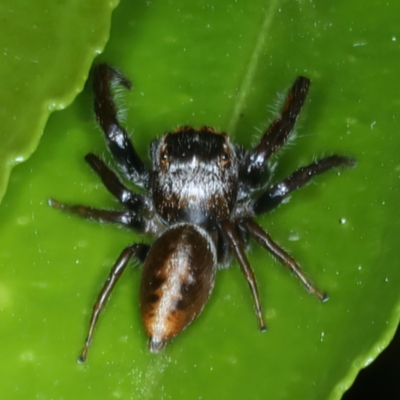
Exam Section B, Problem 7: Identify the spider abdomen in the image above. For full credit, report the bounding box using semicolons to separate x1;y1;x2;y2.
140;223;217;352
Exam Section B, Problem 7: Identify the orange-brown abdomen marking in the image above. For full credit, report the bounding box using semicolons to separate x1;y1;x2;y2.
140;223;216;352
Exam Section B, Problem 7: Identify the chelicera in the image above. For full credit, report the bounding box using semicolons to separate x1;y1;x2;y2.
49;64;356;362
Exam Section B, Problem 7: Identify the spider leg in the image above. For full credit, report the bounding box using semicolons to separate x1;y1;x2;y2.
241;76;310;190
239;218;328;302
93;64;150;188
253;155;356;215
85;153;148;212
78;243;150;363
218;220;267;331
48;199;146;232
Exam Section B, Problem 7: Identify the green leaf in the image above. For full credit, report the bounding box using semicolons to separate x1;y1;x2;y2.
0;0;119;202
0;0;399;399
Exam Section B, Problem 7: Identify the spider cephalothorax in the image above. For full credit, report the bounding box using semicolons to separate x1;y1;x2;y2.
151;126;239;227
49;64;356;361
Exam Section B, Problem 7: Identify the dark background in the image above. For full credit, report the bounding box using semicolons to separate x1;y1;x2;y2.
343;324;399;399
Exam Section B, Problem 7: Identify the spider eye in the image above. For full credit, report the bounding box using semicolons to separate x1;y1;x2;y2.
220;145;230;164
159;146;169;165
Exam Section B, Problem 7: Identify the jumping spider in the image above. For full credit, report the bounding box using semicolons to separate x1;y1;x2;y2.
49;64;356;361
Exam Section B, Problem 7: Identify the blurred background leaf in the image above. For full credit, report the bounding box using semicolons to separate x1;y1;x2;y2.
0;0;119;202
0;0;398;399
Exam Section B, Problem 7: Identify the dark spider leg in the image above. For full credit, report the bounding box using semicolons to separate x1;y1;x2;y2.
78;243;150;363
85;153;148;212
239;218;328;302
218;220;267;331
48;199;145;232
253;155;357;215
93;64;150;188
241;76;310;189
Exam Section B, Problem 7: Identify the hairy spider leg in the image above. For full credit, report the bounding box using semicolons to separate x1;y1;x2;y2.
93;64;150;188
48;199;146;232
253;155;357;215
240;218;328;302
241;76;310;190
218;220;267;331
78;243;150;363
85;153;148;213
